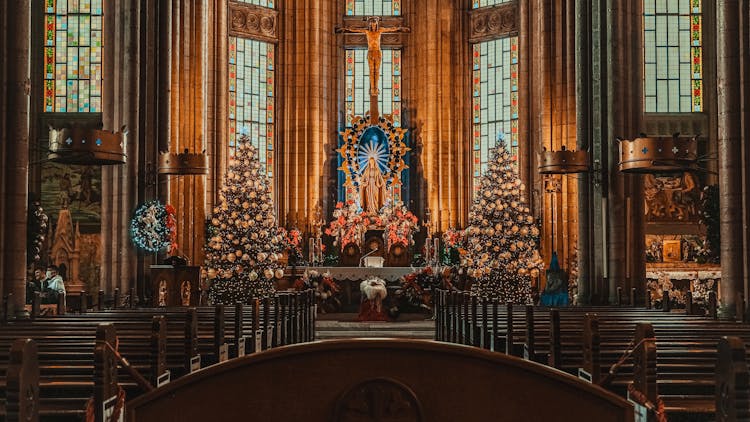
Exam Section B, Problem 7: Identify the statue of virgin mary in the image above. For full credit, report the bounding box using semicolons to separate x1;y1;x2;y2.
360;156;386;214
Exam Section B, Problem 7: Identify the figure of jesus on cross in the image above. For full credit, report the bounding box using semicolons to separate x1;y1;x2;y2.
336;17;410;123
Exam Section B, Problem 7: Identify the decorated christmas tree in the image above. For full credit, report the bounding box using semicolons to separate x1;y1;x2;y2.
205;136;284;304
465;138;544;303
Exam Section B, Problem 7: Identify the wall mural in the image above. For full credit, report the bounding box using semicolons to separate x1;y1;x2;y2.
41;162;101;228
643;172;699;222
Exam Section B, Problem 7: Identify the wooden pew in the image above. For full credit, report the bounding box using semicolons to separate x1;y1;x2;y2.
126;339;634;422
715;336;750;422
5;338;39;422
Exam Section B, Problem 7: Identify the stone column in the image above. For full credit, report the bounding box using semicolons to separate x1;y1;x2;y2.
164;0;208;263
404;0;470;231
100;0;141;294
574;0;592;304
605;0;644;304
0;0;31;316
277;0;338;230
716;0;744;318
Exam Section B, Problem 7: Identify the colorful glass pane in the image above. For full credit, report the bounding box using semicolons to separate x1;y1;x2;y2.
643;0;702;112
472;0;514;9
346;0;401;16
236;0;274;8
345;48;401;128
228;37;275;193
43;0;103;112
472;36;519;195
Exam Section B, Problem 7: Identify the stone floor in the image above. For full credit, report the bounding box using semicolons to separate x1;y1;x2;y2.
315;314;435;340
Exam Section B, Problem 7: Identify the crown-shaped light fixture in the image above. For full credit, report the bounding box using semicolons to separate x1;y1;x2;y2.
158;149;209;175
618;133;699;173
48;125;128;165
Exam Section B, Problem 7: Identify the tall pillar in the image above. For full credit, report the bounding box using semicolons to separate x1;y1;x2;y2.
100;0;141;294
575;0;591;303
162;0;208;263
716;0;744;318
1;0;31;316
277;0;338;231
404;0;470;231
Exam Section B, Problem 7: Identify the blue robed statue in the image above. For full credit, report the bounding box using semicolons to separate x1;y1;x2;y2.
540;251;570;306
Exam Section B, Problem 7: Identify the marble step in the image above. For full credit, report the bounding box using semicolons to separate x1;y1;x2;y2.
315;320;435;340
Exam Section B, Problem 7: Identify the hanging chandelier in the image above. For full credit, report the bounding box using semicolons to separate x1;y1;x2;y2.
158;149;209;175
48;126;127;165
538;146;590;174
618;134;699;173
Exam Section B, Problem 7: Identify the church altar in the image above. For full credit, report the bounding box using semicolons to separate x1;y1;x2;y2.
306;266;421;312
311;266;417;282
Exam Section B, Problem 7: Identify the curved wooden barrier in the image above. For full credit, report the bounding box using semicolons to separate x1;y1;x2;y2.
127;339;634;421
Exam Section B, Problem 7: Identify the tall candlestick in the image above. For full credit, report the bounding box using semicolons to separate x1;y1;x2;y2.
425;237;432;265
309;238;315;265
433;238;440;266
316;237;323;264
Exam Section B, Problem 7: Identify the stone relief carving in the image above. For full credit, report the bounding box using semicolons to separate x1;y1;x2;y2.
644;172;700;222
469;3;518;43
228;1;278;43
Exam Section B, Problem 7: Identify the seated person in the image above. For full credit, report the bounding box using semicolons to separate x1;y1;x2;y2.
26;268;44;304
42;265;66;304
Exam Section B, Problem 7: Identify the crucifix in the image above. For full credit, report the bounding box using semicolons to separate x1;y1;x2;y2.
336;17;410;124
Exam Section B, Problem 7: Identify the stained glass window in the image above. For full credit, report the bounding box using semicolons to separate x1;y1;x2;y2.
345;49;402;127
643;0;702;113
346;0;400;16
236;0;274;7
472;36;519;194
43;0;103;113
229;37;275;190
472;0;514;9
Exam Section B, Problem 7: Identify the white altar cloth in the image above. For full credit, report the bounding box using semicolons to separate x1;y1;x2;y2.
306;267;419;282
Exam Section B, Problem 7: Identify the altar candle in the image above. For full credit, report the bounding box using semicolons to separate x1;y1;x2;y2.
433;238;440;264
309;238;315;265
316;237;323;264
425;237;432;264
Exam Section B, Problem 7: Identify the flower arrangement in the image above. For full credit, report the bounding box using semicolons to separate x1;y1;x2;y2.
442;227;465;249
324;200;419;253
130;200;178;253
394;267;440;310
293;269;341;313
325;200;369;251
380;202;419;249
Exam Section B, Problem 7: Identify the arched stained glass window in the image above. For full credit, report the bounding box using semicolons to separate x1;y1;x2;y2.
43;0;103;113
228;39;275;180
472;0;514;9
228;1;276;191
643;0;703;113
346;0;401;16
344;49;402;127
238;0;274;7
471;36;519;194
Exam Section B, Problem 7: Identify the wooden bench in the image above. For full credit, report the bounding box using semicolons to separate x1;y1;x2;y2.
126;339;634;421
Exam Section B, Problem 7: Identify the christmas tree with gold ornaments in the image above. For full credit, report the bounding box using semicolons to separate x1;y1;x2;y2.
464;137;544;303
204;135;285;304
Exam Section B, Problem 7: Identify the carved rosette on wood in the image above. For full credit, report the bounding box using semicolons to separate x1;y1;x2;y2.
468;2;518;43
228;1;279;43
333;378;423;422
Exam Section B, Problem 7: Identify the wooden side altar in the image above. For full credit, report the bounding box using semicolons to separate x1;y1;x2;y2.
149;265;201;307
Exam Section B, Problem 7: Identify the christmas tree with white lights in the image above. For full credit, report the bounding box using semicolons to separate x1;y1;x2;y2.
464;138;544;303
205;136;284;303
